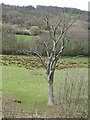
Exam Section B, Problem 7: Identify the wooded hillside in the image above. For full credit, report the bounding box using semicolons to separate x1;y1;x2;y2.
1;4;89;56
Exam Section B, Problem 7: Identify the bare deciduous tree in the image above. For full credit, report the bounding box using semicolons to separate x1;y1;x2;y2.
18;12;79;107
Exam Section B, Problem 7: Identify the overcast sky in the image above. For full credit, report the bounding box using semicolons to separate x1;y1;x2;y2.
0;0;89;11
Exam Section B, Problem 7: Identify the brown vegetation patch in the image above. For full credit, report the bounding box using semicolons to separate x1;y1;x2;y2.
0;56;89;69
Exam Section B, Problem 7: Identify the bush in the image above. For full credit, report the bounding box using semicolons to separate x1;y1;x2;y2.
2;27;17;54
61;39;88;56
30;26;41;35
54;68;88;118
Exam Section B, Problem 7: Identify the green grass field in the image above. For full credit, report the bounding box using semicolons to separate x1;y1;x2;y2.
3;66;47;110
1;56;88;117
15;34;39;42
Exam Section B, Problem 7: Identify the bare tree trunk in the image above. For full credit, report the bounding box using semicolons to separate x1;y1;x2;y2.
47;71;54;106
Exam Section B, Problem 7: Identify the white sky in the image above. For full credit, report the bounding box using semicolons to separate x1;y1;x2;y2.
0;0;89;11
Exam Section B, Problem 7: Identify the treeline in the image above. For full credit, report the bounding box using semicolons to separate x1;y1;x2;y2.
2;3;88;29
2;28;88;56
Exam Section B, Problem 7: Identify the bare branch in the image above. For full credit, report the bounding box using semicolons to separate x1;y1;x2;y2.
43;16;56;41
56;46;64;59
40;40;50;57
53;19;63;37
55;16;77;47
64;18;77;33
32;52;47;69
43;14;78;69
50;18;63;39
17;50;47;69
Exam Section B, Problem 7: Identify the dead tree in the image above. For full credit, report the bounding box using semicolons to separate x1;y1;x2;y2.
18;13;79;107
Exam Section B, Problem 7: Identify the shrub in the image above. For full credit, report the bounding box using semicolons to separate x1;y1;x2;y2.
2;28;17;54
30;26;41;35
54;68;88;118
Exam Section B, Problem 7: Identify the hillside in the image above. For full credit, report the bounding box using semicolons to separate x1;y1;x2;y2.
1;3;88;56
2;4;88;25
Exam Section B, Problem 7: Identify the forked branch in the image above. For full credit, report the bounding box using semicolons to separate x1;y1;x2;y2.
17;50;47;69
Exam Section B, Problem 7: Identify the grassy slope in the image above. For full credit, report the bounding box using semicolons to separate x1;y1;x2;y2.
2;65;88;112
2;56;88;117
3;66;47;111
